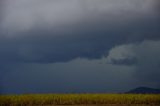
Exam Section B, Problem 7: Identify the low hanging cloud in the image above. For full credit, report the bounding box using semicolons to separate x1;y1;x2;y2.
0;0;159;64
106;40;160;87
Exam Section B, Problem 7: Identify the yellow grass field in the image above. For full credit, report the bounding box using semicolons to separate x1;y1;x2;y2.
0;94;160;106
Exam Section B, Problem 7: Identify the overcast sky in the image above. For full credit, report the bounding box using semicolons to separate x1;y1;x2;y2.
0;0;160;94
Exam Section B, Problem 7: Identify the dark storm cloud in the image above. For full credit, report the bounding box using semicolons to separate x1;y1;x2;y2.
0;0;159;68
0;0;160;94
0;18;160;63
0;23;159;64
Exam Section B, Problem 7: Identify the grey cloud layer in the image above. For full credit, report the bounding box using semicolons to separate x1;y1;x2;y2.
0;0;160;63
1;0;159;33
0;0;160;94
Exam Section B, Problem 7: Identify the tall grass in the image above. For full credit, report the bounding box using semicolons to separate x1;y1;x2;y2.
0;94;160;106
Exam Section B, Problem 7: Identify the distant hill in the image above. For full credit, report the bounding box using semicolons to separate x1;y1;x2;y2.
126;87;160;94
